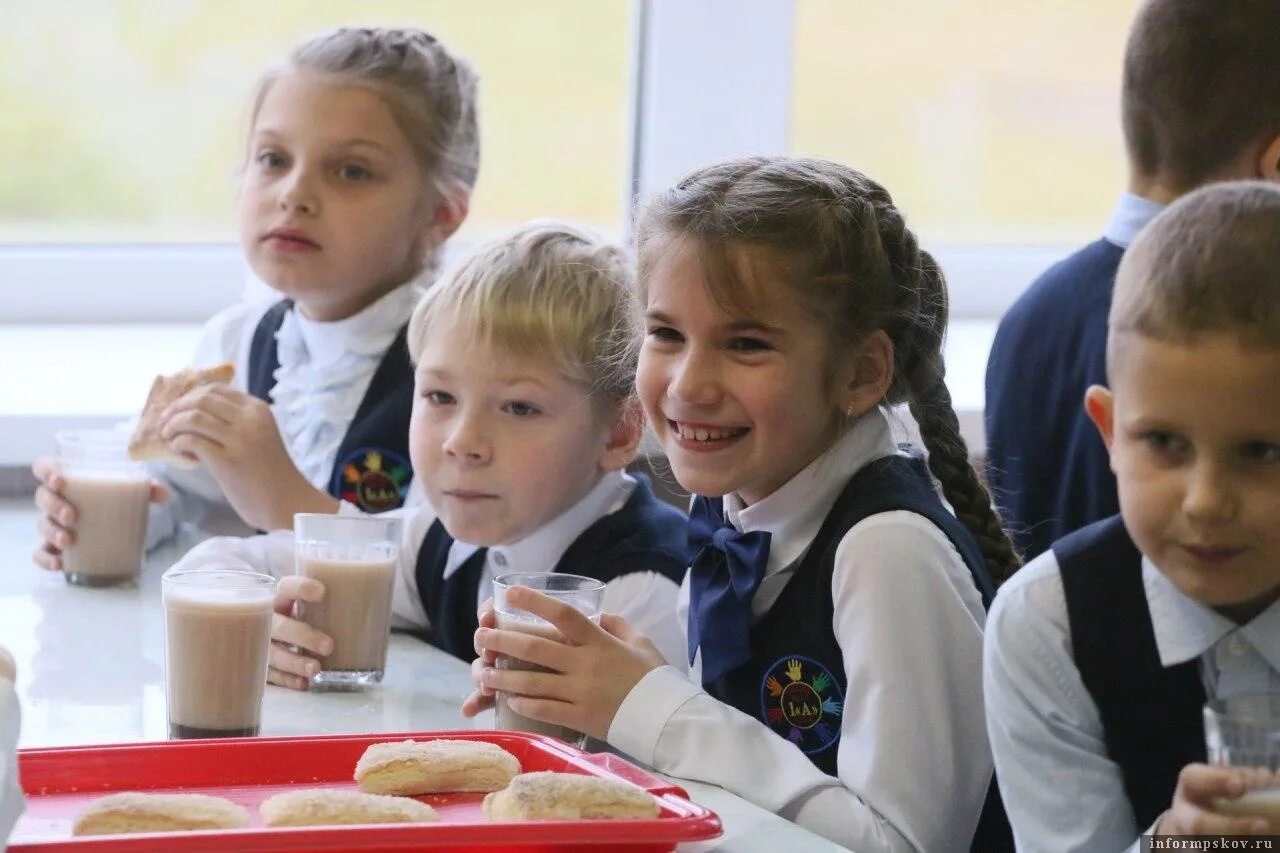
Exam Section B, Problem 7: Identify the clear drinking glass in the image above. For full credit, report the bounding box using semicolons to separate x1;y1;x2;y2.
294;513;401;691
55;429;150;587
492;572;605;748
1205;693;1280;821
163;568;275;739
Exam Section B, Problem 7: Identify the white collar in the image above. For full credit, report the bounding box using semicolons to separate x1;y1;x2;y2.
1102;192;1165;249
1144;557;1280;671
723;407;900;579
443;470;635;580
284;281;424;367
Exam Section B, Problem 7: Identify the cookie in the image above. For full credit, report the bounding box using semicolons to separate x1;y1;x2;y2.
355;738;521;795
259;788;438;827
482;771;660;821
72;791;250;836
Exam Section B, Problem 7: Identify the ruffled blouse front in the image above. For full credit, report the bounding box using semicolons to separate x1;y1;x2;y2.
270;283;424;488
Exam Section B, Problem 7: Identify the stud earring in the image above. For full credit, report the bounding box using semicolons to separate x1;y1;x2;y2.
845;402;857;418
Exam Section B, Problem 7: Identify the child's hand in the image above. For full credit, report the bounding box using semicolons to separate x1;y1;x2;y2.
460;599;498;717
268;576;333;691
31;456;168;571
0;646;14;684
161;385;336;530
470;586;666;740
1155;763;1276;836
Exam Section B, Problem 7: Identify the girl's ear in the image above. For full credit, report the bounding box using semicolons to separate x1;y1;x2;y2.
598;397;645;473
424;186;471;246
842;330;895;420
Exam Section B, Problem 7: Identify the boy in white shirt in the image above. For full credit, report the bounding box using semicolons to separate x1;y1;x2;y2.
170;222;689;688
985;182;1280;851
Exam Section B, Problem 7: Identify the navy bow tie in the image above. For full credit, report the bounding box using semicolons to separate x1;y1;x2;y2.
686;496;772;685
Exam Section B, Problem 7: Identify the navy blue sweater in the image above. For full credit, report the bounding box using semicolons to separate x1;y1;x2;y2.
984;239;1122;559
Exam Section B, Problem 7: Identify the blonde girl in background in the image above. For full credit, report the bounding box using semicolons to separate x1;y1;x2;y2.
33;26;478;568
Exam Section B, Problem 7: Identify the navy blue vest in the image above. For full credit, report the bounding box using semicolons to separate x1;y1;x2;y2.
412;475;689;661
1056;515;1206;831
248;300;415;513
699;455;1008;851
985;239;1123;559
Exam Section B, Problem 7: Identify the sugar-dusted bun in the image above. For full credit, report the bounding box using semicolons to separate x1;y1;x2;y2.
259;788;438;827
355;738;521;795
72;792;250;836
482;771;661;821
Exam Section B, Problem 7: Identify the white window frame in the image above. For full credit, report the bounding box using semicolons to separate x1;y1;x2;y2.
626;0;1073;320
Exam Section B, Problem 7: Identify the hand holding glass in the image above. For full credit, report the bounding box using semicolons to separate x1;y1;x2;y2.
294;513;401;690
492;572;605;747
1205;693;1280;822
56;429;150;586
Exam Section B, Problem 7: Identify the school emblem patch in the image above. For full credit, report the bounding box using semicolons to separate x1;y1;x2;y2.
760;655;843;755
337;448;412;512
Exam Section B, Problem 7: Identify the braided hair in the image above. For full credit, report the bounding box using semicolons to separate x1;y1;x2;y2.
635;156;1022;584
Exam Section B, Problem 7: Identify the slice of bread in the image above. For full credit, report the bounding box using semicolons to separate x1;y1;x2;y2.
259;788;439;827
72;791;250;836
127;363;236;468
355;738;521;795
482;771;661;821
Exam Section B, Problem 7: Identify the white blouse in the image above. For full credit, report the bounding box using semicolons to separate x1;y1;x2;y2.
608;408;992;852
146;282;425;548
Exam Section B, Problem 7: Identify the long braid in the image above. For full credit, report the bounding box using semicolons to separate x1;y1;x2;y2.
910;374;1022;584
872;205;1023;583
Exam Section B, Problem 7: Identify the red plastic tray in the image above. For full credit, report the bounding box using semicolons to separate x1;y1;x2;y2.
10;729;722;851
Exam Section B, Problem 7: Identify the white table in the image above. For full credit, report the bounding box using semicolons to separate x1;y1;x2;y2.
0;499;849;852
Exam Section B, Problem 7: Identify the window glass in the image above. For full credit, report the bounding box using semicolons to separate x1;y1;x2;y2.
791;0;1139;244
0;1;631;243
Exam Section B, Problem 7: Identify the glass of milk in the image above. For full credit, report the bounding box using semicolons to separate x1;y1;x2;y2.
1206;693;1280;823
55;429;150;587
491;572;605;748
293;513;402;691
163;568;276;739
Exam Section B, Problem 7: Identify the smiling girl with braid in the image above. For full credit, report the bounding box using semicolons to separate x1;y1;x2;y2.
463;156;1020;852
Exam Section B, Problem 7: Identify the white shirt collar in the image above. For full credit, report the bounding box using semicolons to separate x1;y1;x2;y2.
1144;557;1280;670
723;407;900;578
285;281;424;367
442;470;635;580
1102;192;1166;249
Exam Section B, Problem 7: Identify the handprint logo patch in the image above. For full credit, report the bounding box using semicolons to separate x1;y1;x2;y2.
761;655;843;754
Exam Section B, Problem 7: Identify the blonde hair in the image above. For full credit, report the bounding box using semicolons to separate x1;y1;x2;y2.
1111;181;1280;355
408;221;637;404
250;27;480;196
636;156;1021;584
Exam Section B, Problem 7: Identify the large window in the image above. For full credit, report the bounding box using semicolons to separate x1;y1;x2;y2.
1;1;1147;460
2;1;1145;317
791;0;1138;246
0;1;632;244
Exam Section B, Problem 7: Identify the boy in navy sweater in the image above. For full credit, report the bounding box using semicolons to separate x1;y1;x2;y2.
986;183;1280;851
985;0;1280;559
